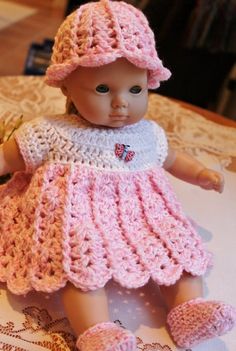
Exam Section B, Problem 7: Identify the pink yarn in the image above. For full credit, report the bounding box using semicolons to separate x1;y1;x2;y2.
45;0;171;89
167;298;236;348
0;165;212;295
76;322;136;351
0;115;213;295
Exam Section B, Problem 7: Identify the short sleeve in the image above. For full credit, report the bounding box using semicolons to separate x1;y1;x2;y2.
151;121;168;166
14;117;51;173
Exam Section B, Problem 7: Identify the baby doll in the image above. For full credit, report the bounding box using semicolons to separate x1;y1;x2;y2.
0;1;235;350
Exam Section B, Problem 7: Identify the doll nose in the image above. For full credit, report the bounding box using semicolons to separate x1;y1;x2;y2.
111;94;128;109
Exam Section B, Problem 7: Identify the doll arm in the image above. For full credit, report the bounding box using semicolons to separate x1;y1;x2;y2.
0;138;25;176
163;148;224;193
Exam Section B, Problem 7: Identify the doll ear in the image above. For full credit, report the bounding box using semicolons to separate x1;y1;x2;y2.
61;85;69;97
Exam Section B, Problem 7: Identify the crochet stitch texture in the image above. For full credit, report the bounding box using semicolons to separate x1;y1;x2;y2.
76;322;136;351
167;298;236;348
45;0;171;88
0;115;212;295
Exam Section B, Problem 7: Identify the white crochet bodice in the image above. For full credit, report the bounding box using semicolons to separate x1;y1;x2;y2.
14;114;168;172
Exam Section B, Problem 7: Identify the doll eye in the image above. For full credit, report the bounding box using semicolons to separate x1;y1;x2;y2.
96;84;110;94
129;85;142;94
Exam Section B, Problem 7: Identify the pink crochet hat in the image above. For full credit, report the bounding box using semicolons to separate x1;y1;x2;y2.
45;0;171;89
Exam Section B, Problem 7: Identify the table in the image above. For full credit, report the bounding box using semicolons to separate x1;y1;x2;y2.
0;76;236;351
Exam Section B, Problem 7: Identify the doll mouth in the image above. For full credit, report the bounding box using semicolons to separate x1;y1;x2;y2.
110;115;128;120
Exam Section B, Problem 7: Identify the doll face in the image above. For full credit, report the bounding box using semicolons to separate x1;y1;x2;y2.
61;58;148;128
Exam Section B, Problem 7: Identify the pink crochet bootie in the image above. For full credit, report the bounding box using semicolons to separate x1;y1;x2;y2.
167;298;236;348
76;322;136;351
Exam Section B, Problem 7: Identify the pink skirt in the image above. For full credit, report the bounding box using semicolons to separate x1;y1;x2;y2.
0;163;212;295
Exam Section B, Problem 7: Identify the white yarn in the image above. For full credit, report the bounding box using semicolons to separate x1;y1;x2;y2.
14;114;168;172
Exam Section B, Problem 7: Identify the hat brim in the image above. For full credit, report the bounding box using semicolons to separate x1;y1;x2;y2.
45;51;171;89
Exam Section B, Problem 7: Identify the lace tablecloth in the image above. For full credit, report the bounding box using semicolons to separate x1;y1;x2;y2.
0;76;236;351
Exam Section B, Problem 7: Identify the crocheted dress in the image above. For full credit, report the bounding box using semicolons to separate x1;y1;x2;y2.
0;115;212;295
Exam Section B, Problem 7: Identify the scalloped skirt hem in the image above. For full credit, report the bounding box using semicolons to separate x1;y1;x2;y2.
0;164;212;296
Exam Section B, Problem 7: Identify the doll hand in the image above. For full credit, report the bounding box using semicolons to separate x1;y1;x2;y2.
197;168;224;193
